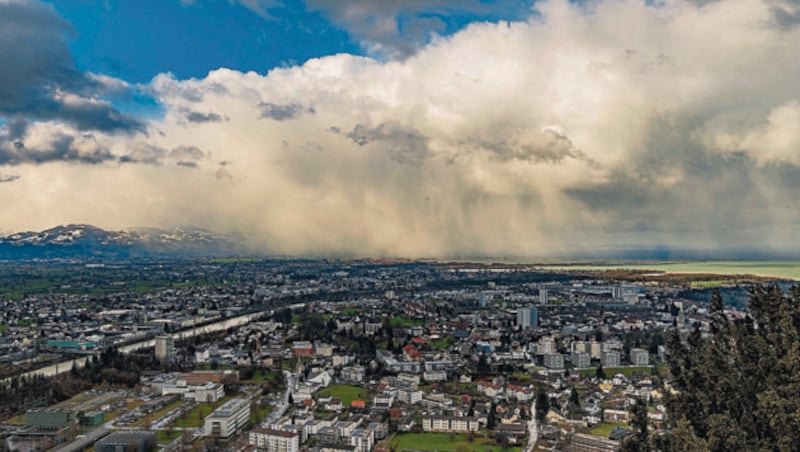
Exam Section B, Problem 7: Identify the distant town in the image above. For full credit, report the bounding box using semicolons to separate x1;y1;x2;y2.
0;259;777;451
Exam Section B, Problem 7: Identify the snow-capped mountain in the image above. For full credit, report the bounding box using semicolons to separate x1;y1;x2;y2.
0;224;250;260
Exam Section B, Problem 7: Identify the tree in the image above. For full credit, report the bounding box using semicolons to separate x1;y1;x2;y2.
535;386;549;422
569;387;580;407
621;397;649;452
596;364;606;380
663;287;800;450
487;401;497;430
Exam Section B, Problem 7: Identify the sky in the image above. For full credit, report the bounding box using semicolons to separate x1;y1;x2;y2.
1;0;800;258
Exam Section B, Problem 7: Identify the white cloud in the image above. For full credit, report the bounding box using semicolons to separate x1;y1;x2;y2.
3;0;800;257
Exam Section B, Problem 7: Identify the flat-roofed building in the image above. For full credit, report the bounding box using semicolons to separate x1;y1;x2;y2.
155;335;175;363
25;409;76;428
630;348;649;366
602;351;621;368
204;398;250;438
571;352;591;368
421;416;479;433
94;431;157;452
543;353;564;369
570;433;620;451
249;428;299;452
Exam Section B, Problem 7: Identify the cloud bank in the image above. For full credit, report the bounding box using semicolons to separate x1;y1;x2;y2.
2;0;800;257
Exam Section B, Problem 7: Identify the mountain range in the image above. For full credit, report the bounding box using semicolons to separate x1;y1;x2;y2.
0;224;250;260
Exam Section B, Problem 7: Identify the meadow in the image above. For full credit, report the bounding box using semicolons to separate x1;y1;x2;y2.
538;261;800;280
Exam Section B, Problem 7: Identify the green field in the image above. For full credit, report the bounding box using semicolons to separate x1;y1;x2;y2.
390;316;424;328
538;261;800;280
388;433;521;452
589;422;629;437
173;395;236;428
689;280;736;289
316;385;371;405
241;369;283;385
579;366;653;378
157;429;184;443
430;337;454;350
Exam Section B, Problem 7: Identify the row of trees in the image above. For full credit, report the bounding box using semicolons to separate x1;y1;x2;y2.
0;348;149;420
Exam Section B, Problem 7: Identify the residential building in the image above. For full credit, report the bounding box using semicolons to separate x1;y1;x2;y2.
571;352;591;368
517;306;538;330
397;389;422;404
249;428;299;452
423;370;447;382
590;342;603;359
292;341;313;357
539;288;548;305
543;353;564;370
630;348;649;366
341;366;365;383
538;336;556;355
349;428;374;452
506;385;533;402
155;335;175;363
421;416;480;433
602;351;621;368
477;381;503;397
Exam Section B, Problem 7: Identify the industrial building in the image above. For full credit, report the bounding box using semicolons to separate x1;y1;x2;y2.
94;430;157;452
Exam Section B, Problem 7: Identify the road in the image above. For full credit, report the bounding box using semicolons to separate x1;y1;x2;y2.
265;370;296;425
525;398;538;452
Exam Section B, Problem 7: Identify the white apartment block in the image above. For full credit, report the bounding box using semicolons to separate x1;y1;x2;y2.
422;416;480;433
397;389;423;404
249;428;300;452
630;348;649;366
543;353;564;370
571;352;591;368
349;428;374;452
601;351;621;368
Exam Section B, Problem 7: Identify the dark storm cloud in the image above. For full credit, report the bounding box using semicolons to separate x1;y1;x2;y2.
119;144;207;165
346;122;430;165
771;5;800;29
259;102;312;121
464;128;585;164
170;145;206;161
305;0;526;59
0;0;145;133
185;111;227;123
118;143;166;165
560;115;797;247
0;133;115;165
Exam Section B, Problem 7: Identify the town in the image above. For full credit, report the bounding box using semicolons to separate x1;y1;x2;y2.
0;259;763;451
